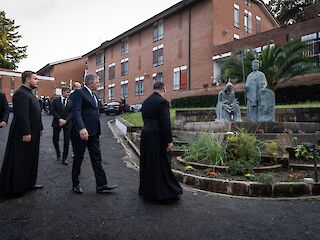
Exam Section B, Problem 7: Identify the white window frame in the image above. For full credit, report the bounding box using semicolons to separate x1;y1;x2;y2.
234;4;240;28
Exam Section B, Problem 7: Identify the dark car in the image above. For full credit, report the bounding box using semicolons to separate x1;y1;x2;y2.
104;101;124;115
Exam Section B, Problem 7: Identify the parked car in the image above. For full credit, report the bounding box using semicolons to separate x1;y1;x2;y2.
8;102;13;112
130;103;142;112
104;101;124;115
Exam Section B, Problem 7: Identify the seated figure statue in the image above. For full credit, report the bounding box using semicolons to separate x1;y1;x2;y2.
215;82;241;122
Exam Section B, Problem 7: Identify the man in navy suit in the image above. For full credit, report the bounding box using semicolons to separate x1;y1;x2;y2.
51;87;72;165
71;73;117;194
0;92;9;128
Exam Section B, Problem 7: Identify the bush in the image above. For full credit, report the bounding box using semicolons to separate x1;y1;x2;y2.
170;84;320;108
256;173;276;185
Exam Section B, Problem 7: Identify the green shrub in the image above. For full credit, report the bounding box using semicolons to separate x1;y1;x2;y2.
183;133;227;165
255;173;276;185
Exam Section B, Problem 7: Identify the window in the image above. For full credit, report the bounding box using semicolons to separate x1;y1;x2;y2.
173;66;187;90
96;67;105;88
234;34;240;40
121;80;129;98
301;32;320;65
108;63;116;80
245;0;252;6
153;44;164;67
234;4;240;28
244;10;252;33
153;20;164;42
121;39;129;55
96;52;104;65
256;16;261;33
108;84;115;100
10;77;15;96
135;76;144;96
121;58;129;76
152;72;163;84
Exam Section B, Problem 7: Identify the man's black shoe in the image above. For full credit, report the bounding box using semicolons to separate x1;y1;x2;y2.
72;185;83;194
62;159;69;165
96;184;117;193
31;185;44;190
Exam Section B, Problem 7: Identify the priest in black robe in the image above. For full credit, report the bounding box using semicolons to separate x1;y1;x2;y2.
0;71;44;196
139;82;182;202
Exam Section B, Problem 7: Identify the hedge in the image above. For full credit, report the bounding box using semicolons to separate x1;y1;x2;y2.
171;84;320;108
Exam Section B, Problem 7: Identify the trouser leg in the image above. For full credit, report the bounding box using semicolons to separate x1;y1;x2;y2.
52;127;61;157
87;136;107;187
62;127;71;161
71;136;86;187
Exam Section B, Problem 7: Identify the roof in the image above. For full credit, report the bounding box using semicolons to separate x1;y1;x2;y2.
84;0;279;58
37;56;82;75
0;68;55;81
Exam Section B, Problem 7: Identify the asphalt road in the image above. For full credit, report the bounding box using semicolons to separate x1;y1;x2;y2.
0;114;319;240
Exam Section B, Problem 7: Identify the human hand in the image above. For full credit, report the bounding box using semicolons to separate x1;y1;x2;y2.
22;134;32;142
79;128;89;141
167;142;173;152
59;119;66;127
0;121;6;128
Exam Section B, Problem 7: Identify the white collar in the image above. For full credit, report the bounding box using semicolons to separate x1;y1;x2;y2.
84;85;94;95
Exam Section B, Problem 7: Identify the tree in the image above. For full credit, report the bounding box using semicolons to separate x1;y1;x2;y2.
267;0;320;25
221;41;317;91
0;11;27;70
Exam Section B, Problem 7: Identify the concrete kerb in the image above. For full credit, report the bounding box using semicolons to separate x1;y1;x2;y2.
110;117;320;200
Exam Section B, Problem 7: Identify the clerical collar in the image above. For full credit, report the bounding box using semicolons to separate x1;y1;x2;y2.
84;85;94;95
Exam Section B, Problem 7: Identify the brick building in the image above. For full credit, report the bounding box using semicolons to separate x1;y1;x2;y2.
37;56;87;95
84;0;278;105
0;68;55;102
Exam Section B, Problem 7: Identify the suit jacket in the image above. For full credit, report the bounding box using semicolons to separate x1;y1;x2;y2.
71;87;101;137
0;92;9;123
51;96;72;128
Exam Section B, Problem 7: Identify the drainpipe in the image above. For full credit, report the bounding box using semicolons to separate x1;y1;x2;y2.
188;7;191;90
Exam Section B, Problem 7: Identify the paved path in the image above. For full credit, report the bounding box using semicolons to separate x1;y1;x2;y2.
0;114;319;240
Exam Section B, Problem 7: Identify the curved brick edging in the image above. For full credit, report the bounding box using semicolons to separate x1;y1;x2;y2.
114;117;320;198
172;170;320;197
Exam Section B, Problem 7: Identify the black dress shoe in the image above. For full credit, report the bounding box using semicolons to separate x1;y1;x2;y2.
72;185;83;194
96;184;117;193
62;159;69;165
31;184;44;190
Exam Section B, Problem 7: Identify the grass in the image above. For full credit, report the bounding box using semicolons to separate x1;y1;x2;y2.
121;102;320;126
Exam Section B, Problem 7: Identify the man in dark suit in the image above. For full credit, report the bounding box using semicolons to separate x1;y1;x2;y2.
0;71;44;196
71;73;117;194
0;92;9;128
51;86;72;165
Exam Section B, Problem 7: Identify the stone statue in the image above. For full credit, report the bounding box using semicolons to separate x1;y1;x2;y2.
245;60;268;122
258;88;275;121
215;82;241;122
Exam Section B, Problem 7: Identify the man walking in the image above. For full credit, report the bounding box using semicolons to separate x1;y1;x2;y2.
0;92;9;128
71;73;117;194
0;71;44;196
51;87;72;165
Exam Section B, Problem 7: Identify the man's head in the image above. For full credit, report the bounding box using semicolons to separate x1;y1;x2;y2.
62;86;71;98
252;60;260;71
22;71;39;89
153;82;166;96
73;81;82;90
225;81;233;92
84;73;100;91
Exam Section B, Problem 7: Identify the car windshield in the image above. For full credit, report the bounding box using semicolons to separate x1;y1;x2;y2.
107;102;120;106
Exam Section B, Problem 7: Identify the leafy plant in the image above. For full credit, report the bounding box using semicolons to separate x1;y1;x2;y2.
183;133;227;165
294;144;319;160
265;140;280;163
256;173;276;185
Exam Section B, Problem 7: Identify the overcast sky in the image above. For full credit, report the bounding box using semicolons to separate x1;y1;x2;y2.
2;0;268;72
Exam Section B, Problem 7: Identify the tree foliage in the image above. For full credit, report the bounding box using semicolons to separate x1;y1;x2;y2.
0;11;27;70
267;0;320;25
221;41;318;91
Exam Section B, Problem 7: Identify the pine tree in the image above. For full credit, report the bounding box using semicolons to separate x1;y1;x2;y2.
0;11;27;70
267;0;320;25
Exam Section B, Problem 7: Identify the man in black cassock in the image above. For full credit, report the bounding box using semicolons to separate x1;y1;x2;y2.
0;71;44;196
0;92;9;128
139;82;182;202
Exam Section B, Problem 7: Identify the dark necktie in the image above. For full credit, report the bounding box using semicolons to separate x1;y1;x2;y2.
62;98;66;107
92;93;97;107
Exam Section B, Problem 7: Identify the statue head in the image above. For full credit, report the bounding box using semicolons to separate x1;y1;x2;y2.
252;60;260;71
225;81;233;93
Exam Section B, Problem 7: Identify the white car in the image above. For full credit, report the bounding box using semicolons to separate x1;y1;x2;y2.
130;103;142;112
